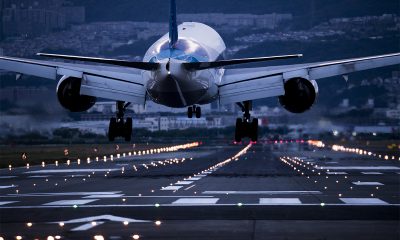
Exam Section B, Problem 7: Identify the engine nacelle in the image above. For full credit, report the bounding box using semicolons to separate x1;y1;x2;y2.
279;77;318;113
56;76;96;112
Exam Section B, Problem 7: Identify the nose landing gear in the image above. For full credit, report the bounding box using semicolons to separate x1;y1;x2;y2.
108;101;132;142
235;101;258;142
187;105;201;118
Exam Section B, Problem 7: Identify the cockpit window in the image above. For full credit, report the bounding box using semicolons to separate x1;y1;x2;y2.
152;39;210;62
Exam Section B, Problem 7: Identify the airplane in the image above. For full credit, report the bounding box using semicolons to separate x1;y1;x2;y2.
0;0;399;142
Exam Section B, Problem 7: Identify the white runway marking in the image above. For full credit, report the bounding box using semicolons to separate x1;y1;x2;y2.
202;191;322;195
7;192;120;197
0;176;17;179
196;174;207;177
315;166;400;170
259;198;302;205
28;175;51;178
161;186;183;191
0;201;18;205
83;194;124;199
352;182;384;186
43;199;98;206
1;202;399;209
172;198;219;205
361;172;383;175
25;169;120;174
184;185;196;191
176;181;193;185
0;185;16;189
71;221;104;231
327;172;347;175
340;198;388;205
188;177;202;180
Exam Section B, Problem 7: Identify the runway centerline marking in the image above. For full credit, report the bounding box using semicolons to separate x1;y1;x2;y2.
259;198;302;205
327;172;347;175
202;191;322;195
352;182;384;186
0;176;17;179
361;172;383;175
83;194;124;198
340;198;388;205
43;199;98;206
172;198;219;205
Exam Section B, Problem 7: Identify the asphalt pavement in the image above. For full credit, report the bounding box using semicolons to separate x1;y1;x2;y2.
0;141;399;240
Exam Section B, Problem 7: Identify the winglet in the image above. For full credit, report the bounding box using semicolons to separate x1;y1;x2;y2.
169;0;178;48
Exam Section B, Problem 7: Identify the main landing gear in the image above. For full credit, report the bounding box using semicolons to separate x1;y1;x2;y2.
187;105;201;118
235;101;258;142
108;101;132;142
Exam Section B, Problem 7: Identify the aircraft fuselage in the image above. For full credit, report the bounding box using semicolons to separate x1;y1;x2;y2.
142;22;226;108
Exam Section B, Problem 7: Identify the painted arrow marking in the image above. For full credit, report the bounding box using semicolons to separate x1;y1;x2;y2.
50;214;150;231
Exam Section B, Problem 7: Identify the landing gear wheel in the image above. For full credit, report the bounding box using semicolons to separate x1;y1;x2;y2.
187;107;193;118
250;118;258;142
195;106;201;118
108;117;117;142
235;118;243;142
124;117;133;142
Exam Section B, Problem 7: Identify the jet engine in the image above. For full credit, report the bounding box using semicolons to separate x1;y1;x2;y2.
278;77;318;113
56;76;96;112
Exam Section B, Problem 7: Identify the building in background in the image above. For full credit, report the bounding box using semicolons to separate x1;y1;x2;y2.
1;0;85;38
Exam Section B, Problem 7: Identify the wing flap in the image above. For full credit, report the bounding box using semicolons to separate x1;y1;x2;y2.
219;74;284;104
81;74;146;104
219;52;400;104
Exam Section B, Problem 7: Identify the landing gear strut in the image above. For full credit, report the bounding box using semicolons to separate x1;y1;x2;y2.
235;101;258;142
108;101;132;142
187;105;201;118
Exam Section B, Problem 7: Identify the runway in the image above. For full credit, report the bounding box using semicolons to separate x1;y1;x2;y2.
0;142;399;239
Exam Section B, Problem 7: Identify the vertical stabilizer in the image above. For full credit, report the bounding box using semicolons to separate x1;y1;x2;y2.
169;0;178;48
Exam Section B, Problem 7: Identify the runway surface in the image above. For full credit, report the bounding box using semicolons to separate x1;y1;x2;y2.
0;142;399;239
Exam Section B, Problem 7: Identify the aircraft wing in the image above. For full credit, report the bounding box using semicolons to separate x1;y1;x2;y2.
0;56;147;104
218;53;400;104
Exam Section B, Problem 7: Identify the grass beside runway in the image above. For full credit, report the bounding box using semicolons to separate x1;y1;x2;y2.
0;142;196;168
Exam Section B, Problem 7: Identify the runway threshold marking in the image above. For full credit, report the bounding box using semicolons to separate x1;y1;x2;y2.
176;181;194;185
202;191;322;195
161;186;183;191
172;198;219;205
352;182;384;186
340;198;389;205
259;198;302;205
43;199;98;206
